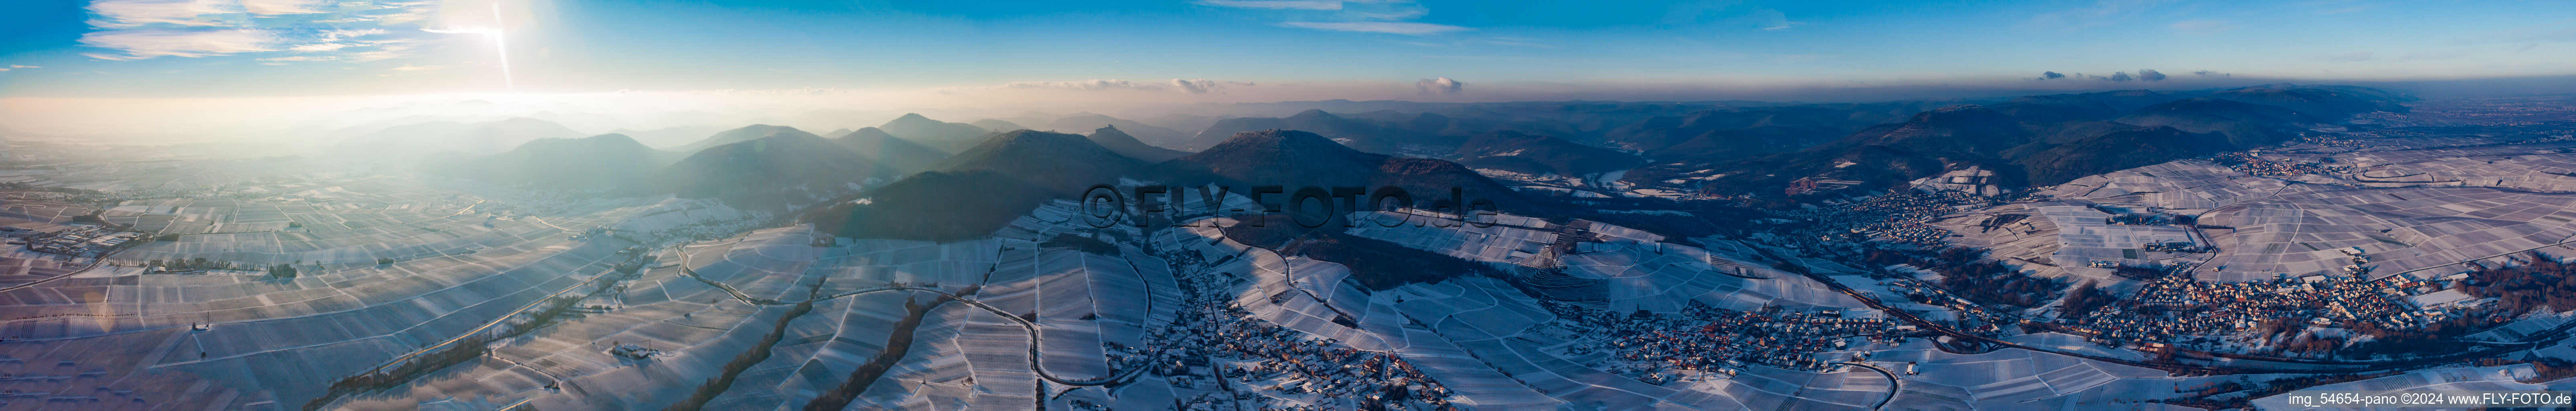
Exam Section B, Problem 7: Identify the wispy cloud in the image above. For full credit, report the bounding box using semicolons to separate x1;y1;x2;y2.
378;64;446;76
256;55;330;65
992;78;1256;94
1415;77;1463;94
75;0;443;64
1192;0;1342;10
85;0;236;27
1005;79;1158;91
2168;19;2239;35
240;0;333;15
79;28;279;60
0;65;41;72
1661;1;1799;31
2456;19;2576;44
2023;0;2170;33
1220;0;1465;35
1281;21;1470;35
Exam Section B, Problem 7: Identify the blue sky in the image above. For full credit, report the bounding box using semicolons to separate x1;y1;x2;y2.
1;0;2573;101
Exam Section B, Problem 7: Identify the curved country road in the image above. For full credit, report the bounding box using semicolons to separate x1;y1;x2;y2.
676;244;1147;387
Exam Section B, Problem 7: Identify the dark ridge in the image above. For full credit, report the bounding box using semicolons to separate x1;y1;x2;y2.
1047;114;1191;149
1161;129;1545;217
2073;89;2202;112
1600;105;1900;153
1184;109;1422;153
805;170;1050;242
1451;130;1644;177
809;130;1151;242
878;113;991;151
1652;85;2403;201
933;129;1148;194
830;126;950;174
2011;126;2232;186
2115;97;2307;146
2210;83;2415;119
1219;215;1501;291
647;132;888;210
1086;125;1191;162
1641;124;1850;160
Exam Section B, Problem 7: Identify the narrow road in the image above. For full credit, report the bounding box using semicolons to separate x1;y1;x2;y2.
675;244;1148;387
1832;361;1899;411
0;249;122;293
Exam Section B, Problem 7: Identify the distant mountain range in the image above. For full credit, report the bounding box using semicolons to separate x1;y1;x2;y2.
663;124;823;153
1085;125;1190;162
877;113;994;153
607;125;731;149
646;130;894;210
828;127;951;173
1451;130;1644;177
1187;109;1429;153
384;83;2414;242
419;134;684;189
334;117;583;157
987;112;1198;149
803;128;1536;242
810;130;1151;242
1657;84;2412;196
424;124;948;210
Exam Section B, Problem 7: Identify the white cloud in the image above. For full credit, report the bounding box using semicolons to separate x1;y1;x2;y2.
85;0;237;27
288;43;350;52
319;28;388;41
1415;77;1464;94
77;0;442;65
1003;79;1160;91
1171;79;1220;94
1280;21;1471;35
342;41;421;62
1192;0;1342;10
1351;8;1427;20
79;28;278;60
257;55;333;63
379;64;446;76
240;0;333;15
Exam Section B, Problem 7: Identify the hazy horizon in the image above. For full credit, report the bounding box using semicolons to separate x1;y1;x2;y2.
5;0;2576;142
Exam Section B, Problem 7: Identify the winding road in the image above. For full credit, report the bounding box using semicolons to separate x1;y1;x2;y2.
674;243;1148;387
1832;361;1900;411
